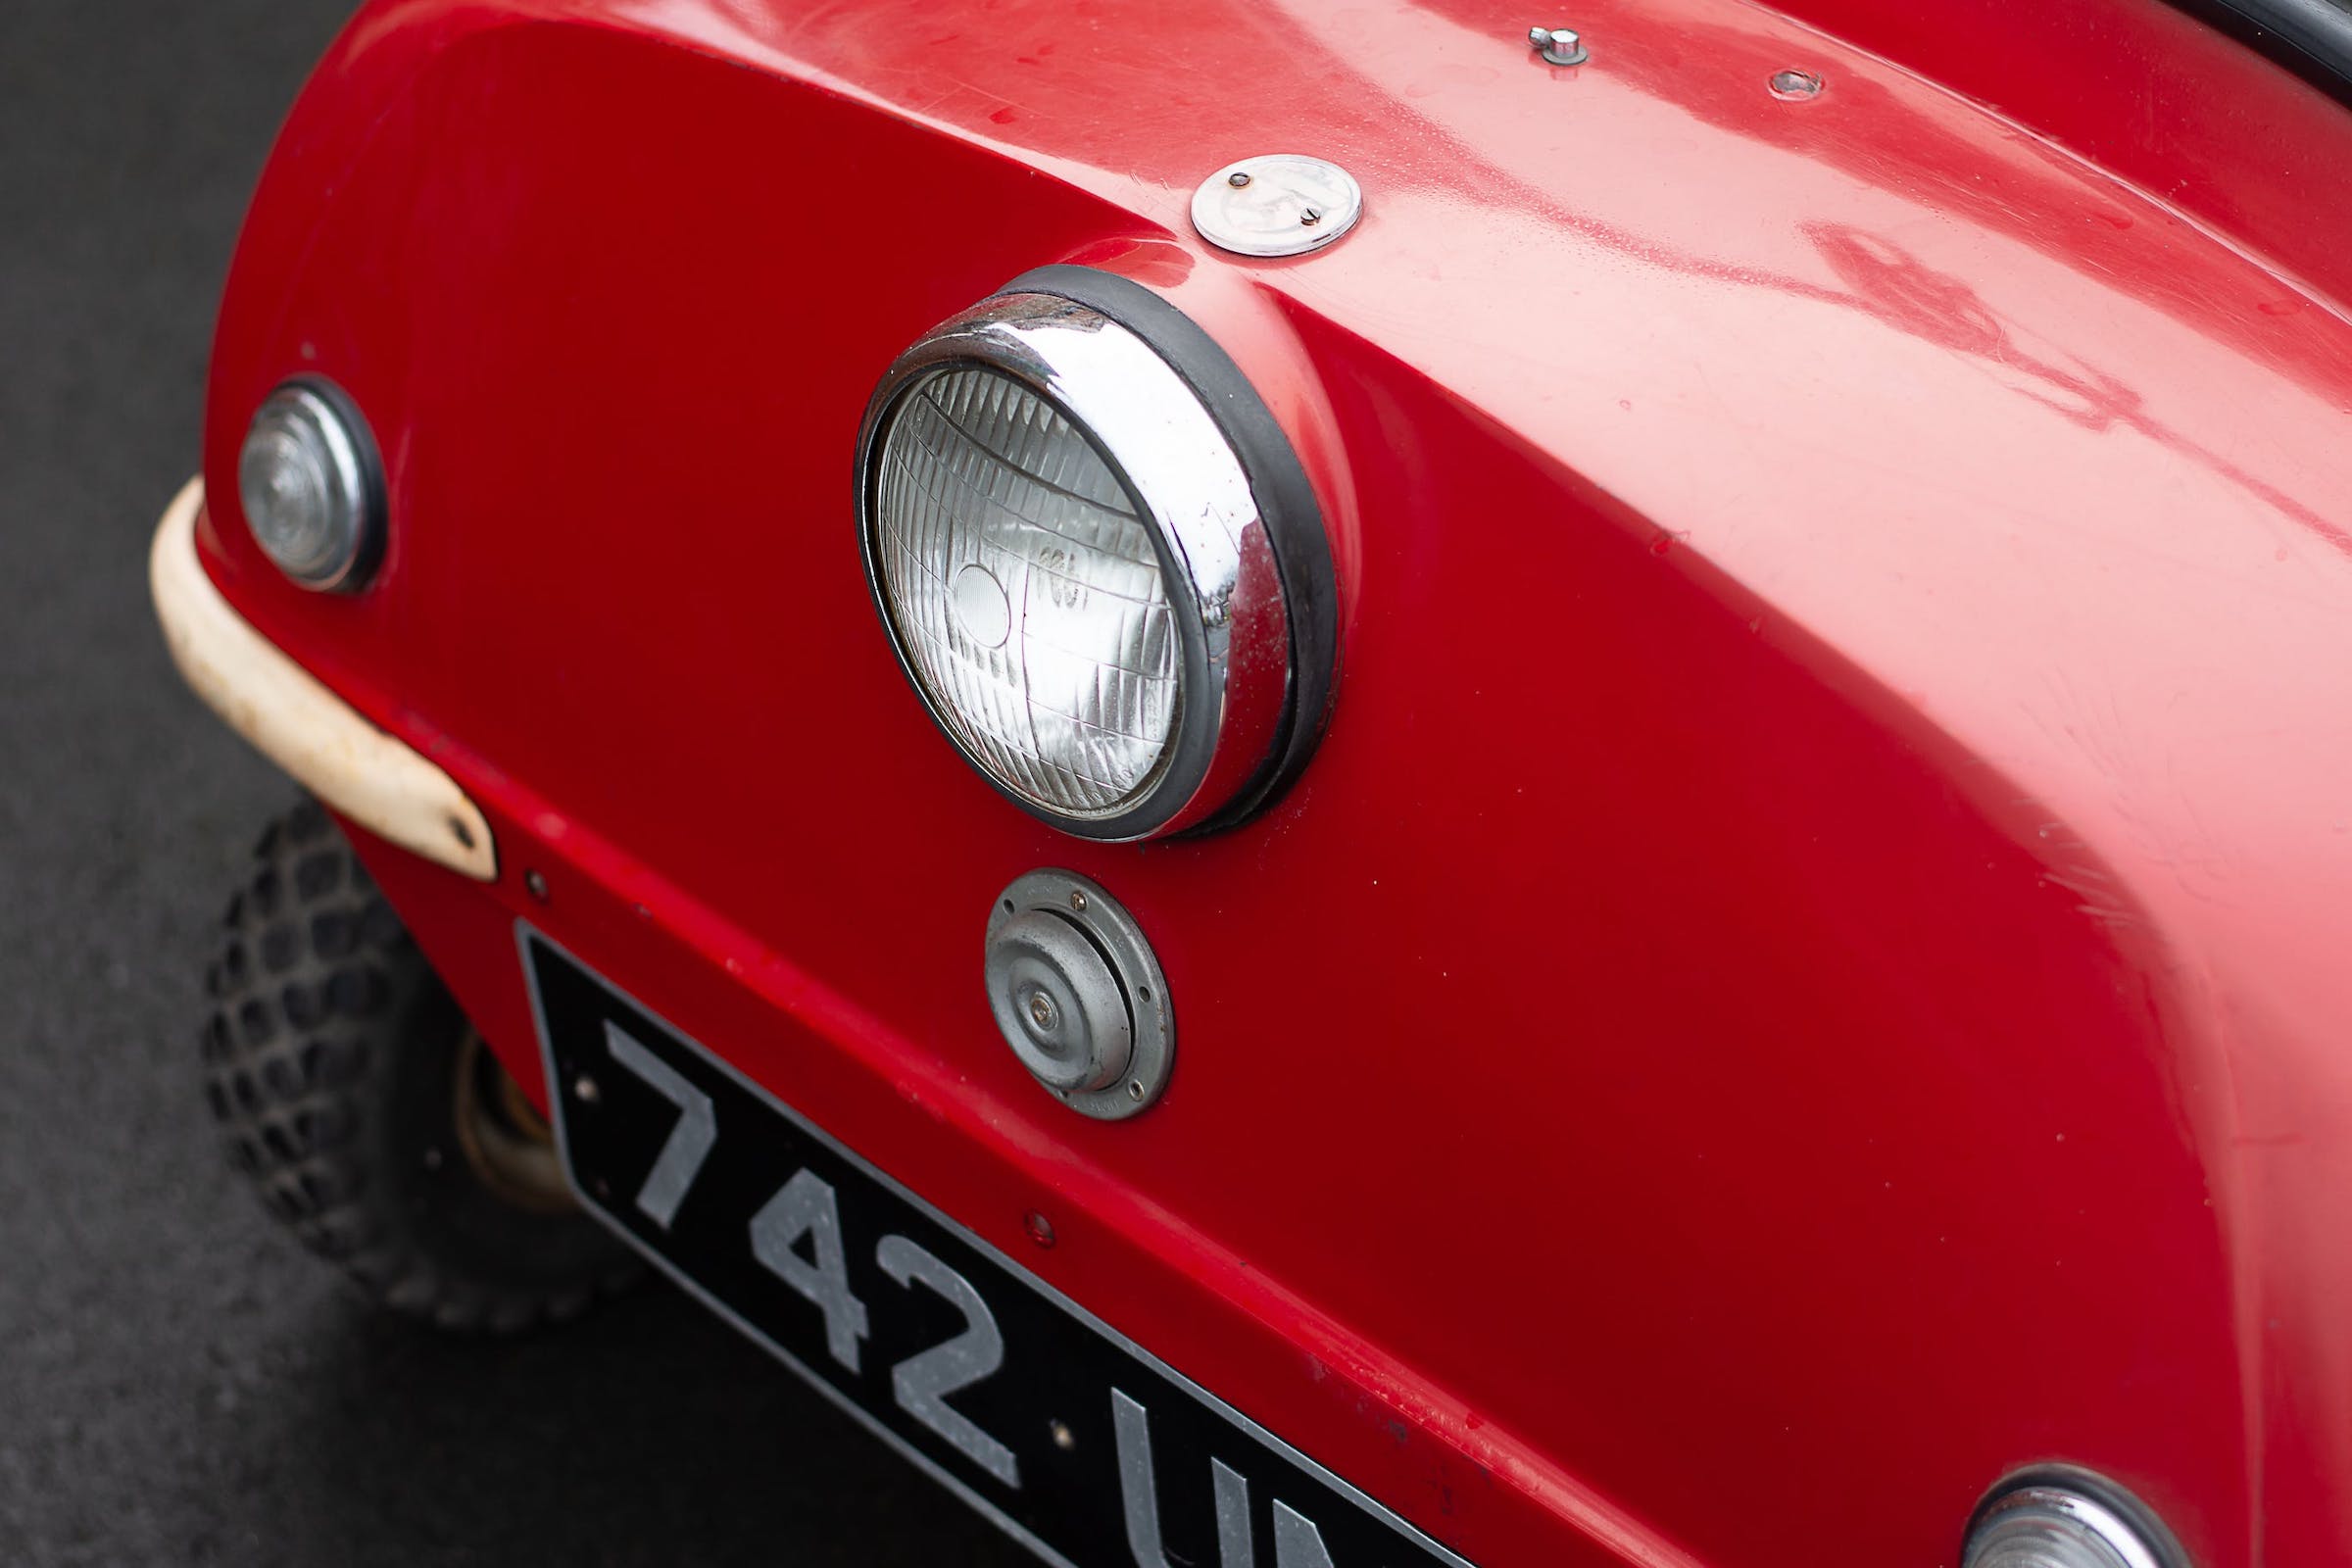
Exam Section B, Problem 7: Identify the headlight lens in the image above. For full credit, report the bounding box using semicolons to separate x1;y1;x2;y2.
1964;1473;2183;1568
857;270;1336;840
237;380;382;591
870;366;1180;817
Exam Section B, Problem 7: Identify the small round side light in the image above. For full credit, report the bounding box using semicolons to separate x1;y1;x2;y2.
1964;1468;2189;1568
236;379;384;591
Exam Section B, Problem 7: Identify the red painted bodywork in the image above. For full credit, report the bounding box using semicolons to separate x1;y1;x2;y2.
191;0;2352;1562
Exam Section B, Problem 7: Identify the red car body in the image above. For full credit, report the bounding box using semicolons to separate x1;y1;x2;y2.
183;0;2352;1561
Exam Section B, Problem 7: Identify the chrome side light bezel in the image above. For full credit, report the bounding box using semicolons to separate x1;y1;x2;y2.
236;377;385;593
854;267;1337;842
1963;1467;2191;1568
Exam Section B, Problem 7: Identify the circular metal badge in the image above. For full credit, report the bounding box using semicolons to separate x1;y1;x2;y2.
1191;155;1362;258
985;870;1172;1119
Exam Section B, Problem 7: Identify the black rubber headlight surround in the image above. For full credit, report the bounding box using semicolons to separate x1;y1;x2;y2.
855;267;1337;841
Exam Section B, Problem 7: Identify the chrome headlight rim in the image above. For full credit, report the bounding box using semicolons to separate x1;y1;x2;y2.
236;376;386;593
855;266;1337;841
1963;1466;2189;1568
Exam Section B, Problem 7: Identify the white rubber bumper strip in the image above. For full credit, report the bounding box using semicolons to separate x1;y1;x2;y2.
150;477;498;881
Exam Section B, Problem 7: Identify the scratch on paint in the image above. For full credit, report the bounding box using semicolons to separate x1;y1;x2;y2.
2039;865;2138;927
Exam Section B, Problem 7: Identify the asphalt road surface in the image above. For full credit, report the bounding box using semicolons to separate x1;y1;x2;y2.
0;4;1027;1563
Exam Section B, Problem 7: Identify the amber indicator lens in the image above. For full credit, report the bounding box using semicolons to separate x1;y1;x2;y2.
868;367;1179;818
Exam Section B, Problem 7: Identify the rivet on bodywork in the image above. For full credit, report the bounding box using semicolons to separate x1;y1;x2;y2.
1529;26;1589;66
1770;68;1824;99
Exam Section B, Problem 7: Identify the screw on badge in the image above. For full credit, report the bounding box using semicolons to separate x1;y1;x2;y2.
1528;25;1589;66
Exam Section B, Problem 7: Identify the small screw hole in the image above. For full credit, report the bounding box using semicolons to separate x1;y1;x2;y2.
1138;985;1152;1002
1127;1081;1145;1101
1003;899;1015;914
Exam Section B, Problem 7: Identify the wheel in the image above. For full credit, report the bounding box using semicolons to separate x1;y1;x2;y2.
199;797;638;1331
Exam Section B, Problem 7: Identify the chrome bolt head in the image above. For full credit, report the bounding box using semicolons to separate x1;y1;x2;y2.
1227;170;1251;187
1028;990;1057;1030
1769;68;1824;99
1529;25;1588;66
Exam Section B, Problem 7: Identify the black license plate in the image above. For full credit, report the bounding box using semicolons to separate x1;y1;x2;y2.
520;929;1472;1568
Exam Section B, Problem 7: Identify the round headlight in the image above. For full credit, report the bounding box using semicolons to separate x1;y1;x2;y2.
856;268;1335;841
1964;1470;2186;1568
237;379;383;591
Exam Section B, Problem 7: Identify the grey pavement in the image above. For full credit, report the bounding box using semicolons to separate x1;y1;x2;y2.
0;3;1024;1562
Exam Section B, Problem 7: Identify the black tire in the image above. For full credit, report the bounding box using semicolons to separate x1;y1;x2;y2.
199;797;638;1331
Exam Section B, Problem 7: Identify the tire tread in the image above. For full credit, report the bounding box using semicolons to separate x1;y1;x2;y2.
203;799;633;1333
